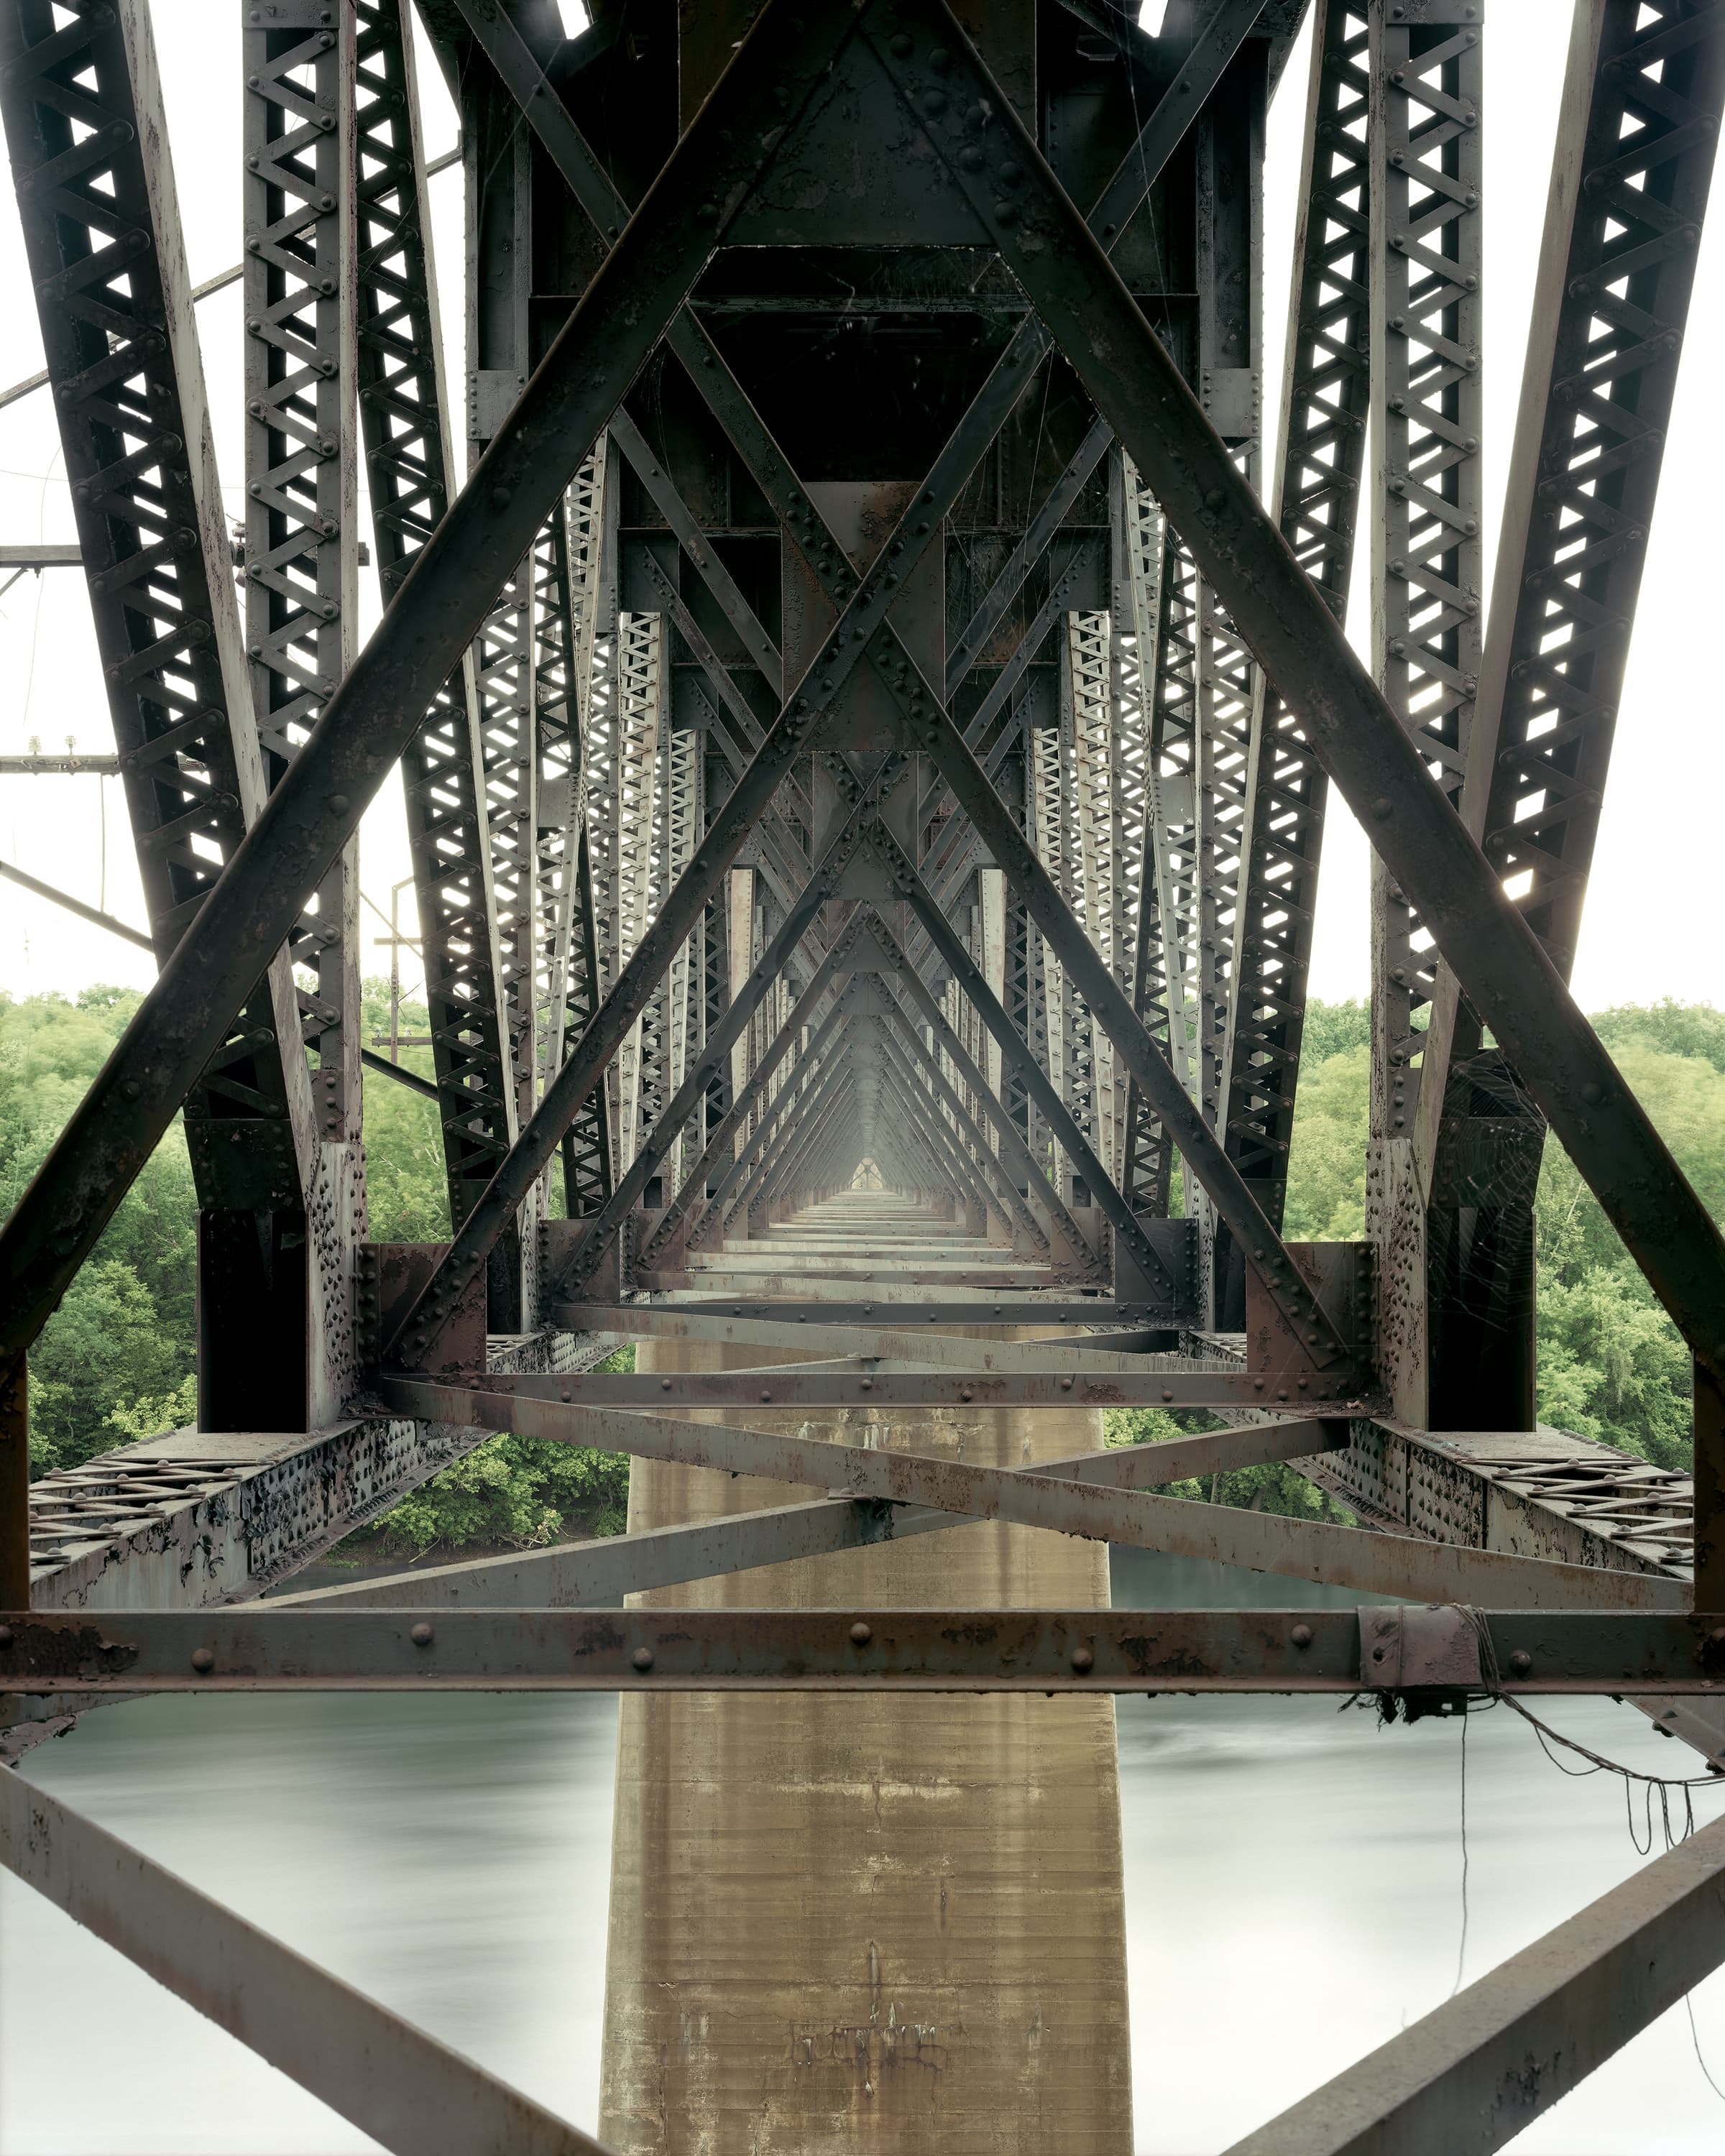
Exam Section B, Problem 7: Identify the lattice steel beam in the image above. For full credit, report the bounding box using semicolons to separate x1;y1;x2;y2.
242;0;362;1146
1218;0;1371;1230
351;0;515;1235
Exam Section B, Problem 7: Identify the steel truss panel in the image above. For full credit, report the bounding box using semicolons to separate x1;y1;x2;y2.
242;0;361;1142
1220;0;1371;1230
1367;1;1486;1125
351;0;515;1231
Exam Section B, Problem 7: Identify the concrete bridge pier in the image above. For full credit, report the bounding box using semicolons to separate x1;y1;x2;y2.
597;1330;1133;2156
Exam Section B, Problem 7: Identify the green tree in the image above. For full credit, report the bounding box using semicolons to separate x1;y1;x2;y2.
2;987;198;1472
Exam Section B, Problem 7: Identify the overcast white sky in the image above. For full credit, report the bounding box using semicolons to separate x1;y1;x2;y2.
0;1;1717;1016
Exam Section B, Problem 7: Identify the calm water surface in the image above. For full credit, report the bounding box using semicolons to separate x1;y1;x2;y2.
4;1549;1725;2153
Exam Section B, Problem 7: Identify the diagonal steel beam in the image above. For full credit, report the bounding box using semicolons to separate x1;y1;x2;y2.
867;828;1196;1314
0;1774;611;2156
543;777;895;1300
378;1380;1683;1611
279;1419;1349;1611
1221;1807;1725;2156
640;957;857;1272
860;914;1096;1268
875;0;1725;1382
869;1021;1026;1233
0;0;860;1369
725;1063;857;1232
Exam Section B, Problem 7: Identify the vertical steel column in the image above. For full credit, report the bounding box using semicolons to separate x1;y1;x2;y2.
1029;714;1070;1202
351;0;515;1250
242;0;362;1147
1366;0;1486;1422
462;61;536;1319
546;446;615;1217
1068;610;1120;1189
1117;453;1183;1219
1189;34;1266;1324
1219;0;1372;1240
661;724;702;1196
613;613;666;1177
231;0;366;1428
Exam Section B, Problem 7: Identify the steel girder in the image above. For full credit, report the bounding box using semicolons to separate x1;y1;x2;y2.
0;1772;607;2156
1216;0;1371;1233
350;0;519;1238
17;1603;1725;1691
242;0;362;1151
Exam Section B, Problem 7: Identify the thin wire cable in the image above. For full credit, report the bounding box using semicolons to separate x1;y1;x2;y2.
1448;1710;1470;1999
1686;1994;1725;2104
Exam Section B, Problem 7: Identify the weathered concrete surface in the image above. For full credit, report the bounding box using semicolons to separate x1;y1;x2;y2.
598;1335;1132;2155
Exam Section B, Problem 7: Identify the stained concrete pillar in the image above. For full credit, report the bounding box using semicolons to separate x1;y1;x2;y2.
598;1335;1132;2155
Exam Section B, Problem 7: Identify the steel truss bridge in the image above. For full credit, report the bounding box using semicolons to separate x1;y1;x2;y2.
2;0;1725;2147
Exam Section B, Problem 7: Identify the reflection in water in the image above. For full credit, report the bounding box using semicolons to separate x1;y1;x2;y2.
2;1550;1724;2152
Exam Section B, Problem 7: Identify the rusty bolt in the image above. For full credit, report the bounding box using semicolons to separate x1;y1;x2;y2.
410;1623;434;1647
1070;1646;1095;1674
1509;1649;1532;1677
1290;1624;1313;1649
850;1622;873;1646
190;1647;215;1674
631;1646;655;1672
0;1625;12;1648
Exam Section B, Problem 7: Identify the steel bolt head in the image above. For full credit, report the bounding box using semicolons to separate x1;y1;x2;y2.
1069;1646;1095;1674
190;1647;215;1673
1509;1649;1532;1677
411;1623;434;1646
1290;1624;1313;1649
850;1622;872;1646
631;1646;655;1672
0;1625;12;1649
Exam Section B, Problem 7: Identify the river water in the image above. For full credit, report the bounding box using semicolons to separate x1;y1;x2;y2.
5;1548;1725;2153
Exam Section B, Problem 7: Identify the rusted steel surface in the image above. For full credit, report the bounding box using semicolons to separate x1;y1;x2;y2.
551;1306;1198;1365
4;1607;1723;1695
374;1381;1685;1609
1222;1807;1725;2156
388;1366;1363;1406
275;1420;1351;1610
0;1772;612;2156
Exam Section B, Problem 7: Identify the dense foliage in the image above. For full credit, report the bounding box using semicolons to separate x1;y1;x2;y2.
4;985;1719;1539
